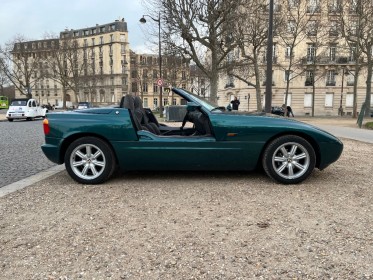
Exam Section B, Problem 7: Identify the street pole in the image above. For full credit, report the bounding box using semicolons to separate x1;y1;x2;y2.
264;0;274;113
339;68;345;116
140;13;163;118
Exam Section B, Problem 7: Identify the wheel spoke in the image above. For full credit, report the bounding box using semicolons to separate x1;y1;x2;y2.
293;161;306;170
81;164;90;176
280;147;288;156
288;163;294;177
86;145;92;157
72;160;85;167
289;145;298;156
90;164;98;176
276;162;288;173
93;160;105;167
274;156;287;162
75;150;86;159
293;152;307;160
92;150;101;160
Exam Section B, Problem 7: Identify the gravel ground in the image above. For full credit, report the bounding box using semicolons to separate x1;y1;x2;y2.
0;138;372;279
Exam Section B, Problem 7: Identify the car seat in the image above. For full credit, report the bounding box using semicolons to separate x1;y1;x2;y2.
133;96;161;135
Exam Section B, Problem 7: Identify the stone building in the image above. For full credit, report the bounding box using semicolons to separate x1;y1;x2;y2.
12;19;190;108
218;0;373;116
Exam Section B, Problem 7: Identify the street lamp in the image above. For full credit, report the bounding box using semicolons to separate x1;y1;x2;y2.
339;68;348;116
140;12;163;118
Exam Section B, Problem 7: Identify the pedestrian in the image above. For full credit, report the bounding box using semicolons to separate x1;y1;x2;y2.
287;105;294;117
230;96;240;110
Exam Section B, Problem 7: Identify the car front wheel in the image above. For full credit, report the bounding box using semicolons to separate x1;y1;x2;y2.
65;137;116;184
262;135;316;184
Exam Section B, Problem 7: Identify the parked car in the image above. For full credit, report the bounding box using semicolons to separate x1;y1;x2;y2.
6;98;47;121
77;102;92;109
271;106;285;116
41;87;343;185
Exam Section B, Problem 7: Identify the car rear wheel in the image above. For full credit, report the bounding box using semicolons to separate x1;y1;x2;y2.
262;135;316;184
65;137;116;184
8;118;13;122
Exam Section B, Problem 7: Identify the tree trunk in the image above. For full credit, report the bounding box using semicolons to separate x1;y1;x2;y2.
365;58;372;117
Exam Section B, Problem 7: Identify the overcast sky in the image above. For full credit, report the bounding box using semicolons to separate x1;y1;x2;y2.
0;0;156;53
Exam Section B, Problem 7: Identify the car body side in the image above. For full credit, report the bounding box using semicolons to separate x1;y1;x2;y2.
42;108;343;172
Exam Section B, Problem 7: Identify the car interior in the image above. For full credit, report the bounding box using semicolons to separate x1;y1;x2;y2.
119;95;213;137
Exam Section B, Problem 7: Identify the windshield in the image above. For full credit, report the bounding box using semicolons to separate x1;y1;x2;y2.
175;88;218;111
11;100;27;106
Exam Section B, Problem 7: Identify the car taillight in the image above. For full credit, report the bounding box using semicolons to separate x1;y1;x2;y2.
43;118;50;135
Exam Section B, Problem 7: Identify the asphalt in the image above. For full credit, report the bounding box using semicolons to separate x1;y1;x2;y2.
0;110;372;197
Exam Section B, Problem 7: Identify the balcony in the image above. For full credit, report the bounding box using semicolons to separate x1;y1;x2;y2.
224;83;235;89
307;6;321;13
326;81;336;86
328;5;342;14
305;79;314;86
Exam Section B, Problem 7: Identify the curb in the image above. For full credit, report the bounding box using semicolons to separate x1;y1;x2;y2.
0;165;65;198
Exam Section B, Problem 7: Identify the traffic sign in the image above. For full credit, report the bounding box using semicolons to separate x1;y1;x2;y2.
156;78;163;86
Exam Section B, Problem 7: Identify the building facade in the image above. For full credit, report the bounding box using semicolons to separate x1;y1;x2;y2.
12;19;190;108
218;0;373;116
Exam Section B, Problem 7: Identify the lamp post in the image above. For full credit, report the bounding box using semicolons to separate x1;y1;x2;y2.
140;12;163;118
339;68;348;116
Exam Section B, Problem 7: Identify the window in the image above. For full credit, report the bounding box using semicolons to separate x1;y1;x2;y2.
121;44;126;54
346;93;353;107
100;36;104;44
144;98;148;107
307;44;316;62
326;70;336;86
285;45;293;58
284;70;293;81
153;98;158;108
163;98;168;106
153;84;158;93
110;34;114;43
325;92;334;107
131;82;138;93
305;70;314;86
131;70;137;79
304;93;313;107
283;93;292;106
307;21;317;36
91;38;95;46
172;98;177;105
347;71;354;86
329;21;339;36
153;70;158;78
307;0;320;12
143;83;148;92
349;45;356;61
329;45;336;61
84;30;89;36
288;0;299;8
120;34;126;42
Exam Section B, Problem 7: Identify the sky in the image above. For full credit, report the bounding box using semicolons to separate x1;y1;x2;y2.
0;0;155;53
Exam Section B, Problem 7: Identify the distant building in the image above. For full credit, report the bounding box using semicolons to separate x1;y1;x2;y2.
12;19;190;108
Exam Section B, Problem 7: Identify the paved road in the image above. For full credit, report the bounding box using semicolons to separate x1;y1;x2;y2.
0;118;56;188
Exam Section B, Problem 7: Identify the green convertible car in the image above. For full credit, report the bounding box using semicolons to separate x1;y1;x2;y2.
41;87;343;185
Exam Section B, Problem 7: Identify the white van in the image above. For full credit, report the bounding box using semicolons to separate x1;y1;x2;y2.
6;98;47;122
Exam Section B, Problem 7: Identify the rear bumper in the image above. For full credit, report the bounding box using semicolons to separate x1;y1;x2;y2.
41;143;63;164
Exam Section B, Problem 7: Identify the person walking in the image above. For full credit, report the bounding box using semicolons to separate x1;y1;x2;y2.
287;105;294;117
230;96;240;110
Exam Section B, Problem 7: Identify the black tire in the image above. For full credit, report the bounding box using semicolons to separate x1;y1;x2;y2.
64;137;116;184
262;135;316;184
8;119;13;122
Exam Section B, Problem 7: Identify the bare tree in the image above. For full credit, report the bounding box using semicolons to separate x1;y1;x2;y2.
0;60;10;95
0;35;44;98
46;36;90;108
276;0;320;115
340;0;373;119
225;0;269;111
144;0;242;103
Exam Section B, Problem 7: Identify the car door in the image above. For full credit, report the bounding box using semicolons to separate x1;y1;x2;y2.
121;128;251;171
